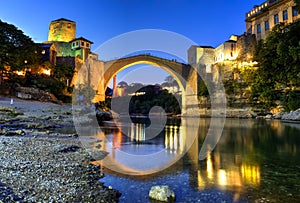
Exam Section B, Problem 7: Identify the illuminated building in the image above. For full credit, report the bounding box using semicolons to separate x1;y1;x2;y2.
246;0;300;40
214;35;238;63
48;18;76;42
41;18;94;66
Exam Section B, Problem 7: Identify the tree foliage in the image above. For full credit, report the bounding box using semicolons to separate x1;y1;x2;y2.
250;21;300;109
129;85;181;115
0;19;41;71
294;0;300;12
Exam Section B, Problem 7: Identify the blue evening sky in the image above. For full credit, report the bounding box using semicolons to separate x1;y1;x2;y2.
0;0;264;86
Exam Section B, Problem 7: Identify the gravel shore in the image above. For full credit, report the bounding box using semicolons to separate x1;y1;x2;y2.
0;97;121;202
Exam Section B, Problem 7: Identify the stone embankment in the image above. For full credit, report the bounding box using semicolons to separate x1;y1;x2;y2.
0;98;120;202
200;107;300;122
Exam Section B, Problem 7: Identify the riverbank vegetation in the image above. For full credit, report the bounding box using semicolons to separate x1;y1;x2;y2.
247;21;300;111
0;20;73;102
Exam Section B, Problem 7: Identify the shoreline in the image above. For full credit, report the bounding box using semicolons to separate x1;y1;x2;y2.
0;96;121;202
1;96;299;202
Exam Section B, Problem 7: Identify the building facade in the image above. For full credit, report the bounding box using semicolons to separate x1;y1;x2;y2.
246;0;299;40
42;18;93;66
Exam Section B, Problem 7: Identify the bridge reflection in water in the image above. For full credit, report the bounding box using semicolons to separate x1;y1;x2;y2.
87;119;300;202
189;119;261;196
89;118;261;193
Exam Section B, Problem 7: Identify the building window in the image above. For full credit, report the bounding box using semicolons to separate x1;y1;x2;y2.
257;24;261;33
265;20;270;31
81;41;85;46
283;10;288;21
55;23;60;28
67;23;71;28
72;42;75;47
274;14;279;24
292;6;298;17
41;50;46;54
86;43;90;48
76;41;79;46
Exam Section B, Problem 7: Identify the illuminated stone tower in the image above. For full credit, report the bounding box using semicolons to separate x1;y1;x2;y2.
48;18;76;42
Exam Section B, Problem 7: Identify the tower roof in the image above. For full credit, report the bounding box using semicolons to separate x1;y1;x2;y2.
51;18;75;23
70;37;93;44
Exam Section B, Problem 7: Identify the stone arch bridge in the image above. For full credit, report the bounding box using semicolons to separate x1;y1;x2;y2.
73;54;200;115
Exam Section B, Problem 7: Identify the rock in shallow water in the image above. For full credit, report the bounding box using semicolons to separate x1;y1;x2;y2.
282;109;300;121
149;185;175;202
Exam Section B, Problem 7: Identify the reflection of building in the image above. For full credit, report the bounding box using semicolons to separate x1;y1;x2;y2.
246;0;300;41
190;149;261;192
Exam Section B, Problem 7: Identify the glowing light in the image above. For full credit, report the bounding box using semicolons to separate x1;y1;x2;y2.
42;69;51;76
128;92;146;96
206;65;212;73
206;151;213;180
14;70;26;76
218;169;227;186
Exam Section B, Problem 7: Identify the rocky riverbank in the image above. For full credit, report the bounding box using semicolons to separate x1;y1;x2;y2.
0;97;120;202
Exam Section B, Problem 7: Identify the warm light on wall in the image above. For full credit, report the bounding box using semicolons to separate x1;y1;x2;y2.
41;69;51;76
14;70;26;76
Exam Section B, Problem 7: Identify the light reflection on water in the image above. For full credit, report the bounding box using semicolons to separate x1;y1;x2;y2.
89;118;300;202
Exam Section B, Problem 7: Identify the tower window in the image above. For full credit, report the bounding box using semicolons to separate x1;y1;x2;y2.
67;23;71;28
86;43;90;48
81;41;85;46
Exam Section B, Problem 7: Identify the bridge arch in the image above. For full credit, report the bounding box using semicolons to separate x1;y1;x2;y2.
101;55;197;115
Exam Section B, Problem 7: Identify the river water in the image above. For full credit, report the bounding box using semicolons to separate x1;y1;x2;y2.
85;118;300;202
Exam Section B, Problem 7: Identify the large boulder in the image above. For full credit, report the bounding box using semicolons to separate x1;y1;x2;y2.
15;87;60;103
149;185;175;202
282;109;300;121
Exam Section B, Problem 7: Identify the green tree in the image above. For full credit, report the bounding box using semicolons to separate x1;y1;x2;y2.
294;0;300;12
252;21;300;108
0;19;41;72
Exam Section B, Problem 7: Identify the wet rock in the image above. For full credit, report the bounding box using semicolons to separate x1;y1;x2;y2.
282;109;300;121
265;114;273;119
273;111;285;119
149;185;176;202
86;150;109;160
95;144;101;149
54;145;81;153
15;86;60;103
